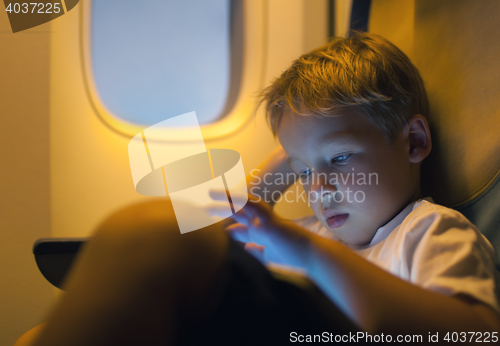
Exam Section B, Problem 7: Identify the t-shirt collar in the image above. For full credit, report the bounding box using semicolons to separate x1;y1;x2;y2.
351;196;434;249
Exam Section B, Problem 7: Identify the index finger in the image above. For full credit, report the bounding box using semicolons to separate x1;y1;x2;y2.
209;189;249;210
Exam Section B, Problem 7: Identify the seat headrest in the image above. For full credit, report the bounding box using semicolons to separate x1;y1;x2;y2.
369;0;500;207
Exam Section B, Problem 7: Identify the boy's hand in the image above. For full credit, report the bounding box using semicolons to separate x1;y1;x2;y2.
224;194;280;241
208;190;311;268
207;190;283;262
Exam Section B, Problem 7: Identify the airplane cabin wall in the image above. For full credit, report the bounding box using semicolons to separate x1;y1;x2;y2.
50;0;329;239
0;13;54;346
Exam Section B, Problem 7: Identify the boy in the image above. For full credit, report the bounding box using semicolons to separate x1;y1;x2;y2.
24;33;499;345
213;32;500;335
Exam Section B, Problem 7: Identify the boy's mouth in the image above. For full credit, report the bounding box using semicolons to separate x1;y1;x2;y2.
323;212;349;228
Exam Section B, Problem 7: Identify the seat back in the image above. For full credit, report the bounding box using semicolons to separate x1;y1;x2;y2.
369;0;500;268
33;238;88;289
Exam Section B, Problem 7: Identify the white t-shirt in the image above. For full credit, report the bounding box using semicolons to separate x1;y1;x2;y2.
293;197;500;312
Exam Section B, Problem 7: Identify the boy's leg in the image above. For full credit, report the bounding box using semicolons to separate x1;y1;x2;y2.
177;237;360;345
31;199;230;346
31;199;359;346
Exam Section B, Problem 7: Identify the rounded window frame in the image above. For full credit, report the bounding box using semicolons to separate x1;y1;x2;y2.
80;0;268;141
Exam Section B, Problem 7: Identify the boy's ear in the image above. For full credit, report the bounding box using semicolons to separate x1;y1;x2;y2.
405;114;432;163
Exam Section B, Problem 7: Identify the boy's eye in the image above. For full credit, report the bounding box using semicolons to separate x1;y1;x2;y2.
331;153;352;164
299;168;312;182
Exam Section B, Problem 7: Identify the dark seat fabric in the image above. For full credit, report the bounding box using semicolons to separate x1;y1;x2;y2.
176;238;361;346
458;174;500;270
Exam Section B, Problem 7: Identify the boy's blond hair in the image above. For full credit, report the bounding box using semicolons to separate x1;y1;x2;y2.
258;32;430;143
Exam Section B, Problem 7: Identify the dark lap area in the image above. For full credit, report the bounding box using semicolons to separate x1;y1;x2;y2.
177;238;360;345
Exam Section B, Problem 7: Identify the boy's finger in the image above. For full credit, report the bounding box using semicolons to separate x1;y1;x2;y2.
205;203;234;217
208;189;229;201
208;189;249;209
225;226;250;243
225;223;247;233
227;193;249;207
244;243;266;263
228;210;251;226
244;242;265;252
237;200;267;220
206;199;253;219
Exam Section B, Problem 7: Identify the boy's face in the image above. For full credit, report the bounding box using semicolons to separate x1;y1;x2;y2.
277;108;420;246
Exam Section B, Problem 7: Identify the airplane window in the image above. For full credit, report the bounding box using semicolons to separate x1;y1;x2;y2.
90;0;232;126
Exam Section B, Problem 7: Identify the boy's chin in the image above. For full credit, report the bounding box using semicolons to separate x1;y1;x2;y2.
334;229;378;247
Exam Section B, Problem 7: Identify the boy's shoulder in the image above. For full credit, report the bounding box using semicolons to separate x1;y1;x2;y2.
292;197;482;244
293;197;490;248
293;197;499;311
386;197;495;262
361;198;499;312
407;197;470;226
400;198;491;247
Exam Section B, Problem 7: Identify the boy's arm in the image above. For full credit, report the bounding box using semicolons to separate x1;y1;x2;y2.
309;235;500;336
228;201;500;340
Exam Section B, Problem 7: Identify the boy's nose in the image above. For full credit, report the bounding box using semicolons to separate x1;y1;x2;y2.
309;170;336;188
309;172;337;203
321;191;335;210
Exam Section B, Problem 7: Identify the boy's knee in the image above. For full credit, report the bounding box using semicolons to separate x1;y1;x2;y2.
31;201;231;346
95;198;227;261
64;199;230;302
